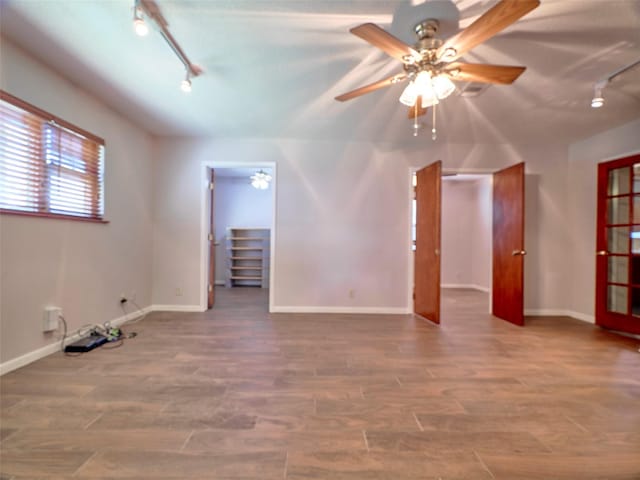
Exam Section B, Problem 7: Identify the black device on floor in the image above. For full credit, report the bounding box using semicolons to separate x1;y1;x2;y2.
64;333;108;352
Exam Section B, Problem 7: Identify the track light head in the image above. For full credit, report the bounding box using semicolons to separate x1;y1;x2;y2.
180;75;192;93
591;84;605;108
133;6;149;36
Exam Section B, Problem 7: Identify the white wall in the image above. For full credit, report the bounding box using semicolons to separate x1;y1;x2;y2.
213;176;273;284
568;118;640;321
441;178;491;290
441;180;475;287
470;177;492;290
0;40;154;366
152;138;411;312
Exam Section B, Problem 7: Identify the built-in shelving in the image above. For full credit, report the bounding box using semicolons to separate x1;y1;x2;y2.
225;227;270;288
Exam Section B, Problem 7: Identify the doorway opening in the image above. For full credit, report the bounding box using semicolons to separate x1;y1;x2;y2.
409;163;526;325
200;163;276;312
410;171;493;317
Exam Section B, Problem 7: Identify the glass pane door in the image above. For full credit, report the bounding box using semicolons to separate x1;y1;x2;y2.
596;154;640;334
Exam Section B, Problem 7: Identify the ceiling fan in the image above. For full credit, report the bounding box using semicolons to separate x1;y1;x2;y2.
335;0;540;123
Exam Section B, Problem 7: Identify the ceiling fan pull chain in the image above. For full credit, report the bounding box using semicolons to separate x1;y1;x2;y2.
413;101;420;137
432;103;437;141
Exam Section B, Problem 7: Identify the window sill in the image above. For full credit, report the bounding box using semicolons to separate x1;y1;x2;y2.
0;209;109;224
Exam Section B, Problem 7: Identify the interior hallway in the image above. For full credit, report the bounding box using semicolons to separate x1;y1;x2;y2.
1;287;639;479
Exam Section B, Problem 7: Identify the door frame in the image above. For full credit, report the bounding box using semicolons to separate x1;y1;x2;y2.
406;166;494;314
199;160;277;312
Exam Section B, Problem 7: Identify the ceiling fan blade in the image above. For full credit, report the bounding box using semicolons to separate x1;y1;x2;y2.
335;74;406;102
408;96;427;119
445;62;526;84
351;23;420;62
437;0;540;62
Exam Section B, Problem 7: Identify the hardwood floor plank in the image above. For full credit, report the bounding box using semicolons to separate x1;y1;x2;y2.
74;450;286;478
480;452;640;479
365;430;551;454
0;450;94;476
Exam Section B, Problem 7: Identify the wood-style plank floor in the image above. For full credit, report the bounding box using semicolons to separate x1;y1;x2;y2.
1;287;639;479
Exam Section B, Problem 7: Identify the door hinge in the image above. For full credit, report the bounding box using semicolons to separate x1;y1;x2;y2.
209;182;215;190
208;284;213;292
208;233;214;241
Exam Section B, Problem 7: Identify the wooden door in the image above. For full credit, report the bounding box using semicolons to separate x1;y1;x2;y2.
208;168;216;309
596;153;640;334
414;161;442;324
492;163;525;326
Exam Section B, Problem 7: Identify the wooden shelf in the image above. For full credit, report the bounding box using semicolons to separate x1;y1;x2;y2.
225;227;270;288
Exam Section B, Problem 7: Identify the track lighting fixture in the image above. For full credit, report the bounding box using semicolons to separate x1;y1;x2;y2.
132;0;203;92
590;58;640;109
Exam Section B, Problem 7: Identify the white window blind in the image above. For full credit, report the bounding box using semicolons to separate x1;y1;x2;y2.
0;91;105;221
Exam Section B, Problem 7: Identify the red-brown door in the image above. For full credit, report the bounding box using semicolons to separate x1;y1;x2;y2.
492;163;525;326
414;161;442;324
596;153;640;334
208;168;216;309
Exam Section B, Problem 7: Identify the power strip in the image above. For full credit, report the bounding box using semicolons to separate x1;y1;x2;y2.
64;334;108;353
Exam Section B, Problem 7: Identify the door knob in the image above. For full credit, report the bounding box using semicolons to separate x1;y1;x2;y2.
512;250;527;256
596;250;608;256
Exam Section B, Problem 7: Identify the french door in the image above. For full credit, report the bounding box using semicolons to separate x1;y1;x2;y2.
596;153;640;334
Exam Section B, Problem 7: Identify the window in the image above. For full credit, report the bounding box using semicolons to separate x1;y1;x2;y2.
0;91;105;221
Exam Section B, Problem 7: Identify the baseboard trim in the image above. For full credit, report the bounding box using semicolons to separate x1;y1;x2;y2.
565;310;595;324
524;309;595;324
0;307;152;376
150;304;204;312
270;306;411;315
442;284;490;292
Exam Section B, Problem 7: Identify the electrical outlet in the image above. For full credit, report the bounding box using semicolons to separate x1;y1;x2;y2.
175;287;182;296
348;289;355;299
43;306;61;332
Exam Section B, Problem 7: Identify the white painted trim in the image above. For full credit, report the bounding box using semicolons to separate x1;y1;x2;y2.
199;161;277;314
0;307;152;376
270;306;411;315
441;284;490;292
151;304;204;312
407;166;416;313
524;309;595;324
565;310;596;324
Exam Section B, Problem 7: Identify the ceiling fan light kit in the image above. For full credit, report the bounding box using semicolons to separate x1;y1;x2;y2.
132;0;202;93
250;170;272;190
335;0;541;139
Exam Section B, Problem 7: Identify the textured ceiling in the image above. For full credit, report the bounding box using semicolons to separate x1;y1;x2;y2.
1;0;639;147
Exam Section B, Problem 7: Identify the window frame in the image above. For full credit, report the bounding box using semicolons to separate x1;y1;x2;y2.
0;90;108;224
